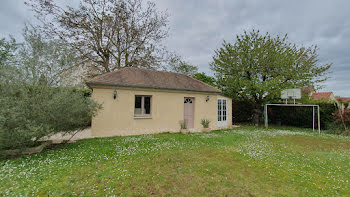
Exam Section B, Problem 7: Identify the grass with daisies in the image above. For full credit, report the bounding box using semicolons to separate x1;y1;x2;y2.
1;126;350;196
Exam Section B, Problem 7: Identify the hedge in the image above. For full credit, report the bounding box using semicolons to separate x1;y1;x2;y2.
232;100;338;129
267;102;338;129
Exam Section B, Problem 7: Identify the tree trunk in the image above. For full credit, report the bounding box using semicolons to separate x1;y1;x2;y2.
103;55;110;72
252;106;262;126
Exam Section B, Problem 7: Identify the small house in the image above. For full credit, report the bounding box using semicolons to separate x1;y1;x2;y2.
86;68;232;137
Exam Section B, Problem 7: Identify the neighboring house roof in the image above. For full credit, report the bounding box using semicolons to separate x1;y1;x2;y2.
336;97;350;102
311;92;334;100
86;67;221;93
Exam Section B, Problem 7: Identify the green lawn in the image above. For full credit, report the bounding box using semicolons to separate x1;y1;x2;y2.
1;126;350;196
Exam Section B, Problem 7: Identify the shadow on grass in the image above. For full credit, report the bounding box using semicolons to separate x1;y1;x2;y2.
0;142;70;161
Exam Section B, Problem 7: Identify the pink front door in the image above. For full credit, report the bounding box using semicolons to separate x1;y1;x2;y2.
184;98;194;128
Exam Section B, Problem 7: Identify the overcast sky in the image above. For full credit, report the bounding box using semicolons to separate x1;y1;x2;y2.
1;0;349;96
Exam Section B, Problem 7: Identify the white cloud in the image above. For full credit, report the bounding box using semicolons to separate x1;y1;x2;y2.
156;0;350;96
1;0;349;96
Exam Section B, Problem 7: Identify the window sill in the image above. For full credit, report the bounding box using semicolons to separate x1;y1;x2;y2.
134;116;152;119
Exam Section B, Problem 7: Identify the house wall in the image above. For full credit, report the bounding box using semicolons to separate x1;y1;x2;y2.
61;62;101;87
90;85;232;137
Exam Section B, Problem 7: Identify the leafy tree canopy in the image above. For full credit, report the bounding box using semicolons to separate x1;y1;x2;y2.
0;32;100;151
0;85;101;150
168;55;198;76
0;38;21;84
17;25;79;86
211;30;331;124
0;38;16;65
193;72;216;87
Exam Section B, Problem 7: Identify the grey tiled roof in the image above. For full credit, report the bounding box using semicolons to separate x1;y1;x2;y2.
86;67;221;93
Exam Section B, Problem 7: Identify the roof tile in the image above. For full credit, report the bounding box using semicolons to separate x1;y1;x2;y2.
311;92;333;100
337;97;350;102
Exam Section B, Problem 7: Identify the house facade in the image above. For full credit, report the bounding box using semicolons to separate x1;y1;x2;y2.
86;68;232;137
60;62;101;87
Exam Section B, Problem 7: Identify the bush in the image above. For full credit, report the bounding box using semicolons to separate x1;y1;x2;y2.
330;108;350;135
334;108;350;125
268;101;338;129
78;88;92;97
232;99;338;129
0;84;100;151
200;119;210;128
232;100;255;123
324;122;350;136
179;121;186;129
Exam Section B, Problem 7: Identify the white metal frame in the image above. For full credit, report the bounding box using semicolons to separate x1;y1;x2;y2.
264;104;320;134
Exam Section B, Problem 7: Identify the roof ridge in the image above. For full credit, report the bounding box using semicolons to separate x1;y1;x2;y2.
313;92;333;94
125;67;189;76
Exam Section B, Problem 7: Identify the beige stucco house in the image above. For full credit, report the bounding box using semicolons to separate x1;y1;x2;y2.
86;68;232;137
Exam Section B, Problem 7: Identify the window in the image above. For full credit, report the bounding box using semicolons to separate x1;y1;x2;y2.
217;98;227;122
223;99;227;121
218;99;222;121
134;96;152;117
184;98;193;103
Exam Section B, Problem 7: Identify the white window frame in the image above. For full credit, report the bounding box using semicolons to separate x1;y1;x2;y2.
134;95;152;117
217;98;228;127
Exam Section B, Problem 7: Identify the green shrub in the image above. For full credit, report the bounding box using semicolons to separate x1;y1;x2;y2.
324;122;350;136
232;99;338;130
200;119;210;128
334;108;350;125
268;101;338;129
0;84;100;151
78;88;92;97
329;108;350;135
179;121;186;129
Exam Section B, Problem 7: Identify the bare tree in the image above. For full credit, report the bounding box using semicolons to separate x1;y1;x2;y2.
26;0;169;73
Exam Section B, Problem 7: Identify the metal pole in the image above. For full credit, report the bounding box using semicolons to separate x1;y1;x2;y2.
312;106;315;132
265;104;268;128
318;105;321;134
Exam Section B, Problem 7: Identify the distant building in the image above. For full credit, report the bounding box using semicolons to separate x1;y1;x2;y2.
311;92;336;102
336;97;350;108
60;62;101;87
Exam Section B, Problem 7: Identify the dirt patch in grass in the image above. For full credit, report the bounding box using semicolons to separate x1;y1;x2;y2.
269;135;350;151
